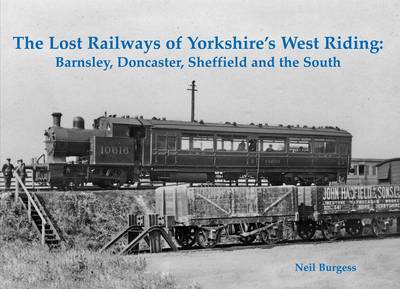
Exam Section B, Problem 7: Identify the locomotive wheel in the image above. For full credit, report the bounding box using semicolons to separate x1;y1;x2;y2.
321;221;340;241
259;228;280;245
196;228;219;249
372;219;386;238
297;221;316;241
174;227;196;249
345;219;363;237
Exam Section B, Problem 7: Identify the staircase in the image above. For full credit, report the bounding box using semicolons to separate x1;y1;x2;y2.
14;174;62;249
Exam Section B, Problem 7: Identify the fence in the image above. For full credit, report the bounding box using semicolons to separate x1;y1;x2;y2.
0;169;35;190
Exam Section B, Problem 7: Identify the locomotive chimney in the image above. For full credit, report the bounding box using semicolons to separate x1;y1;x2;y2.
52;112;62;127
73;116;85;129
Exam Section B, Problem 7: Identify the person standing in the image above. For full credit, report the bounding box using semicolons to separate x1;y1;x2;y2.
15;159;27;185
2;158;14;191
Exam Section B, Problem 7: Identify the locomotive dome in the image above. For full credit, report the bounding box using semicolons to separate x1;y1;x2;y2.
73;116;85;129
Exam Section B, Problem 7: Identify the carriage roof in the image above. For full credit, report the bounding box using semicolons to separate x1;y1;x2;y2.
99;116;352;138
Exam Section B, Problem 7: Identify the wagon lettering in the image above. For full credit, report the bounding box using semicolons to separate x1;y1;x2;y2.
321;185;400;214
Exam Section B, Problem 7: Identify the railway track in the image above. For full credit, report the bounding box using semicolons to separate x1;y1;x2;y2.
24;180;276;192
28;185;158;192
149;233;400;254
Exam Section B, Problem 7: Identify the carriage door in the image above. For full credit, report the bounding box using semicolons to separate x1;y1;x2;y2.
166;135;177;165
155;134;177;166
247;136;259;174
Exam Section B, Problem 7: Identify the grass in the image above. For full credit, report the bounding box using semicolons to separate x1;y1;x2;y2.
0;241;199;289
0;192;39;243
0;192;199;289
37;190;156;250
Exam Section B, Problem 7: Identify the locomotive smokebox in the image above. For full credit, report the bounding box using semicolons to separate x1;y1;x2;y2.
52;112;62;127
73;116;85;129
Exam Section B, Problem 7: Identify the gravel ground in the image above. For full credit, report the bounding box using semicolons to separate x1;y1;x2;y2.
145;237;400;289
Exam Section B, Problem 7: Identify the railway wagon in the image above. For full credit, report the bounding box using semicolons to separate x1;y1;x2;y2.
297;185;400;240
155;185;400;248
34;112;352;188
155;185;299;248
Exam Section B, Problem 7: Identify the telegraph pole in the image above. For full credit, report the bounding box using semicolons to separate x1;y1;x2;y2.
187;80;197;122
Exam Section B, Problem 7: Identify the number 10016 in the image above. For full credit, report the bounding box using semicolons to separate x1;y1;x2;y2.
100;145;130;155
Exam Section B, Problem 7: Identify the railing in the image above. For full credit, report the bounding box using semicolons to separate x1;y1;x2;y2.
34;154;46;164
14;173;47;245
0;169;35;189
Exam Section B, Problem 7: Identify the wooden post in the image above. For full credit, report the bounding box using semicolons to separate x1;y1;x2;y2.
15;179;19;203
187;80;197;122
148;214;162;253
173;189;177;218
42;222;45;245
162;188;166;215
127;215;143;253
32;169;35;190
28;198;31;222
150;230;161;253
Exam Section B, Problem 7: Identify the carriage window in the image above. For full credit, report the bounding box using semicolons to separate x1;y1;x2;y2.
192;138;202;150
192;137;214;151
289;139;310;153
113;124;129;137
202;138;214;151
338;143;348;154
314;141;336;153
314;142;323;153
217;139;233;151
233;139;247;151
248;139;257;152
326;142;335;153
262;140;285;152
167;136;176;150
157;135;167;149
181;137;190;150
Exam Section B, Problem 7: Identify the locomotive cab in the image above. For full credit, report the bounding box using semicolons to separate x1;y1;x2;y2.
89;116;149;187
112;124;145;160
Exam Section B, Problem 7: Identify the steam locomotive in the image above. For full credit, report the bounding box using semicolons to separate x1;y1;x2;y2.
33;113;352;188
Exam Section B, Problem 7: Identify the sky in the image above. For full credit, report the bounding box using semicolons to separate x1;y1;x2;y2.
1;0;399;162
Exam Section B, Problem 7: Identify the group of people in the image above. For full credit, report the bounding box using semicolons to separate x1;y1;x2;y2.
1;158;27;191
237;140;277;152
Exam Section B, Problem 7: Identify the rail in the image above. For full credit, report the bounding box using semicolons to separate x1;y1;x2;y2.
14;173;47;245
35;154;46;164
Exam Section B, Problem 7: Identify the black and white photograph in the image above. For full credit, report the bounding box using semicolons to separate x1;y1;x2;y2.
0;0;399;288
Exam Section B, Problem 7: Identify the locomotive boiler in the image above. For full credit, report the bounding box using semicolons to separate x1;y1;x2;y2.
34;112;352;188
34;113;140;188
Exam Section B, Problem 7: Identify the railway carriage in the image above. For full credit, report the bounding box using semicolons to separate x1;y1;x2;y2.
34;113;352;188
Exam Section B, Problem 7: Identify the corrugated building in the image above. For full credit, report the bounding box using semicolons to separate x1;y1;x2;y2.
376;158;400;184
